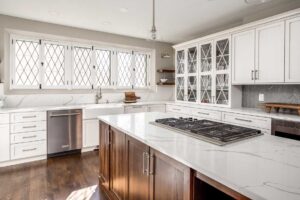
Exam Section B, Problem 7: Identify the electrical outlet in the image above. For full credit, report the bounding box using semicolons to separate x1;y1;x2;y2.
259;93;264;102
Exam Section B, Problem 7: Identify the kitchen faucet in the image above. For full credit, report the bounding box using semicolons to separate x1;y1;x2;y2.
95;86;102;104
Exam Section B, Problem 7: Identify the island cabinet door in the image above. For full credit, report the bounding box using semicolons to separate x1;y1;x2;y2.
126;136;150;200
149;149;191;200
99;121;110;190
110;127;127;200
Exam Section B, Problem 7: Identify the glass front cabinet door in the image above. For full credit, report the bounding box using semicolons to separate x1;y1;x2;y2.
199;37;230;106
176;49;186;101
176;46;198;102
175;37;230;106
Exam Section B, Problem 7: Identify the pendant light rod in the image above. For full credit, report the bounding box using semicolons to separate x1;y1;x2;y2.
151;0;157;40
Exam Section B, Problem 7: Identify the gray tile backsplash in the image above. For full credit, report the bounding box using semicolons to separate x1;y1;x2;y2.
242;85;300;108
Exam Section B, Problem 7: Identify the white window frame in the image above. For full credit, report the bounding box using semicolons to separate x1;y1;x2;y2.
9;32;154;91
41;40;70;89
10;35;43;89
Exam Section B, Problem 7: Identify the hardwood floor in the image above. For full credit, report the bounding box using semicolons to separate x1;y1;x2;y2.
0;151;108;200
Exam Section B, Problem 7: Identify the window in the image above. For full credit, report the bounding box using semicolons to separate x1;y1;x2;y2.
116;51;150;88
43;42;66;88
95;49;111;87
73;46;93;88
10;34;152;90
13;39;41;88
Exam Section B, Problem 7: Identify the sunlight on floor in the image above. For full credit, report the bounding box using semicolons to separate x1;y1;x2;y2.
67;185;98;200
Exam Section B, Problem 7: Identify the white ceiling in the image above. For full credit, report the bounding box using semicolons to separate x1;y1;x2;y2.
0;0;298;43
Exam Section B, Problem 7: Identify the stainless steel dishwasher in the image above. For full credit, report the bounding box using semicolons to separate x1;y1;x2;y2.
47;109;82;157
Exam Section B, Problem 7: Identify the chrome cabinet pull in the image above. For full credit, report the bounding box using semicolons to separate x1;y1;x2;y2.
172;108;181;111
142;152;147;175
61;145;70;148
251;70;254;80
255;70;259;80
198;112;209;115
149;154;154;175
23;125;37;129
22;115;37;119
22;135;37;139
235;118;252;123
22;148;37;152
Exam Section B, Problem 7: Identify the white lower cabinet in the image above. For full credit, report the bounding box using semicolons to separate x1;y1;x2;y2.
222;112;271;131
124;105;148;113
83;119;99;148
0;124;10;162
10;141;46;160
193;108;222;121
10;131;47;144
148;104;166;112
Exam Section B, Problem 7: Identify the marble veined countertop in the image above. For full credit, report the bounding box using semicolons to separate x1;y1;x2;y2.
98;112;300;200
0;101;169;113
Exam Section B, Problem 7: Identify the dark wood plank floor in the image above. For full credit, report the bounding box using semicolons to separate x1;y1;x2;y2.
0;151;108;200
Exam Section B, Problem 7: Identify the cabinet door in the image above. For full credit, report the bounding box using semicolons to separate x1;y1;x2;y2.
126;136;150;200
110;127;126;200
232;30;255;84
83;119;99;148
199;42;213;104
99;121;110;190
285;17;300;83
187;46;197;102
255;21;285;83
0;124;10;162
176;50;186;101
150;149;190;200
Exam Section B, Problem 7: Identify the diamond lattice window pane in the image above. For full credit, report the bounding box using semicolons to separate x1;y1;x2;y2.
134;53;147;87
117;52;132;87
200;75;212;103
216;39;229;71
73;46;92;87
200;43;212;72
176;50;185;74
188;47;197;73
188;76;197;102
216;74;229;105
176;77;185;101
44;43;65;87
14;39;40;86
95;49;111;87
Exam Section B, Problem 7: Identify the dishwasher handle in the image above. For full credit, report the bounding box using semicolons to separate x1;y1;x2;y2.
49;113;81;118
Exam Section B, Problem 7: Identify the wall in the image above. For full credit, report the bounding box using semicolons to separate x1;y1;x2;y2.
242;85;300;109
0;14;174;107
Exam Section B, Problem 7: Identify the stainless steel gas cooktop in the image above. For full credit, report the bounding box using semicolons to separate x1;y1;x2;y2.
150;117;262;146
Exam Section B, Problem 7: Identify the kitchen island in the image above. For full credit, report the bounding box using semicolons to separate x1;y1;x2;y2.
98;112;300;200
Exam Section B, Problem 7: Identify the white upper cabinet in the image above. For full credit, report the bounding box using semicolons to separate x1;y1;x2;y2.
255;21;285;83
285;16;300;83
232;29;255;84
175;49;186;101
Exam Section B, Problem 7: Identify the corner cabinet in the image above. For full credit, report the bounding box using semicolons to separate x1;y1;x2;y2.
175;36;233;107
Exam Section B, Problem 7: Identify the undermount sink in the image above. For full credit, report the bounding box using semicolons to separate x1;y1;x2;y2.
83;103;124;119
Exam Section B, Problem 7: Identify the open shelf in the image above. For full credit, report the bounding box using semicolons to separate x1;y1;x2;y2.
157;82;175;86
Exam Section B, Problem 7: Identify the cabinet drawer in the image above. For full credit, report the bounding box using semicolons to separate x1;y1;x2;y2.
10;112;46;123
193;108;222;121
11;131;47;144
10;140;46;160
166;105;190;115
148;105;166;112
0;114;9;124
222;112;271;130
124;105;148;113
10;121;46;133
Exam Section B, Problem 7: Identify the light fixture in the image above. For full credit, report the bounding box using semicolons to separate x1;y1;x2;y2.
244;0;272;5
150;0;157;40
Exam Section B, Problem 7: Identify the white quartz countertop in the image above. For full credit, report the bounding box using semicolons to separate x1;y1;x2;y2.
98;112;300;200
0;101;169;113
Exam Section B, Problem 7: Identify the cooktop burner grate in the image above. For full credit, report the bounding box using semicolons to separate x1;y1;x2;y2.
151;117;262;145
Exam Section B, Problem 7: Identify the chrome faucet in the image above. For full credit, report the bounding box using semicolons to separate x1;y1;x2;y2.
95;86;102;104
